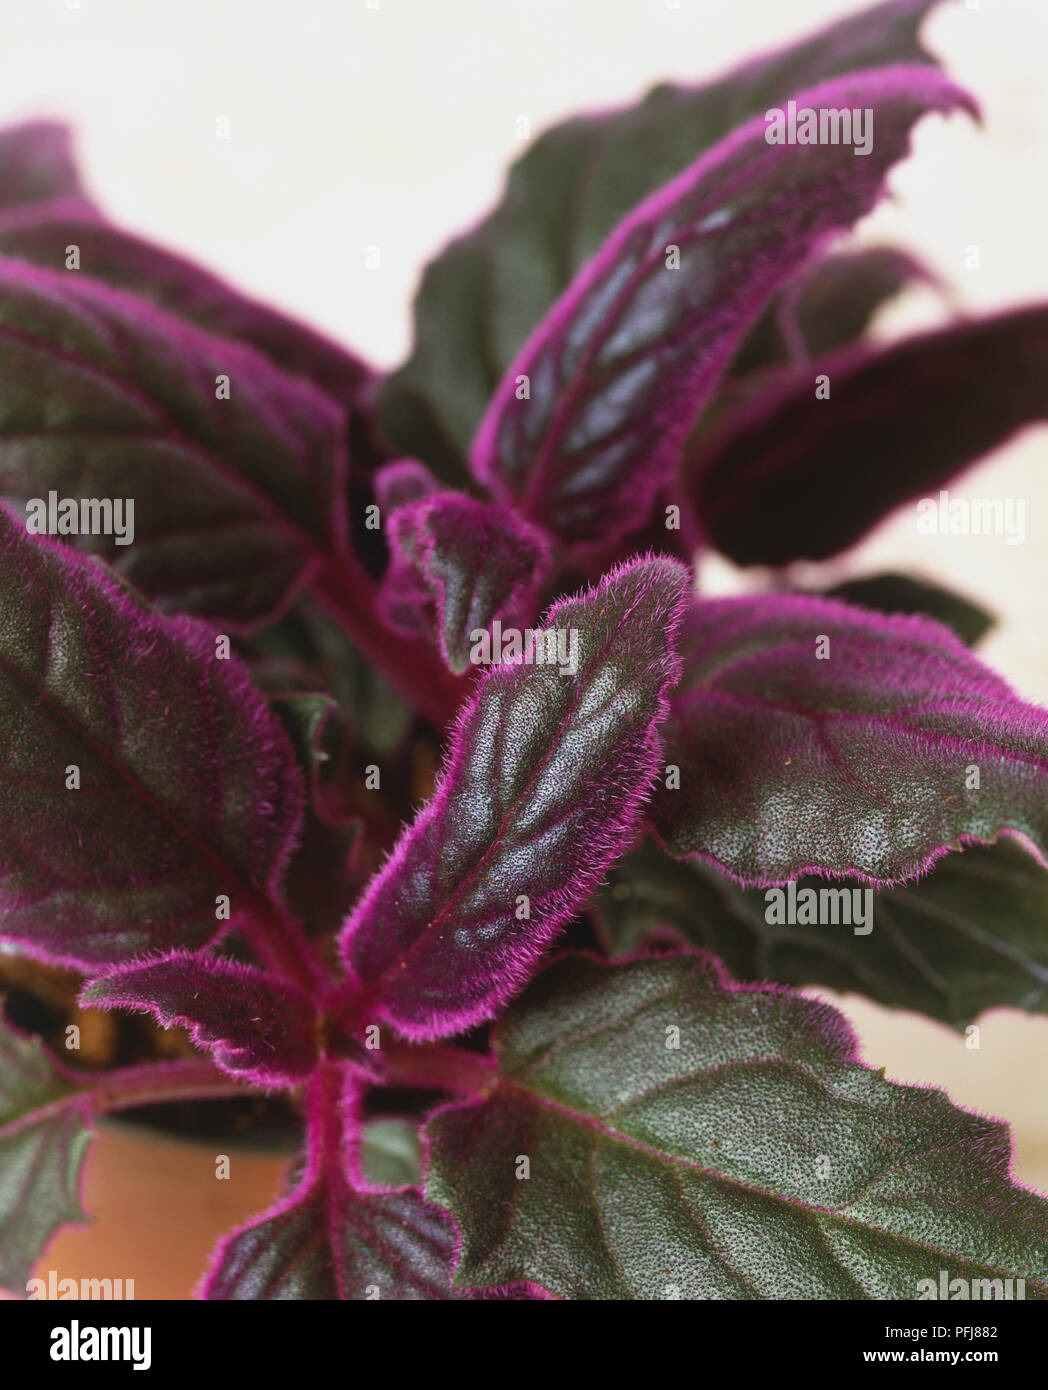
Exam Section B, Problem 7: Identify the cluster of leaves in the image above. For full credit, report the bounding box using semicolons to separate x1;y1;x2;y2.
3;0;1048;1300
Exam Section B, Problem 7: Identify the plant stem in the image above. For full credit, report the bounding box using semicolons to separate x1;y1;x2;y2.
0;1058;253;1144
379;1042;498;1098
305;1057;345;1173
80;1057;252;1111
310;553;472;730
242;899;331;999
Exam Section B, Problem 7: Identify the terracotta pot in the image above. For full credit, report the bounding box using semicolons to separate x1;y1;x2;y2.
28;1119;292;1301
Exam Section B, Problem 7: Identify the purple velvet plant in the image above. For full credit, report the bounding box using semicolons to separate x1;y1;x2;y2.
3;0;1048;1300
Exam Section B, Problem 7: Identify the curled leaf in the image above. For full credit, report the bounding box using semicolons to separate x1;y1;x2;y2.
380;492;551;674
472;67;974;547
380;0;949;470
81;953;319;1087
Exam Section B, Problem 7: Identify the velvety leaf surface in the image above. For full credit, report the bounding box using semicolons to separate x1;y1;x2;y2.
379;0;946;470
472;68;973;546
372;457;439;515
0;253;348;626
339;556;689;1039
0;202;374;410
0;1007;89;1291
824;572;994;647
596;838;1048;1030
687;306;1048;566
728;246;933;378
0;124;88;209
359;1118;424;1188
377;500;452;646
650;594;1048;885
426;953;1048;1299
0;510;304;967
81;953;319;1086
380;493;551;674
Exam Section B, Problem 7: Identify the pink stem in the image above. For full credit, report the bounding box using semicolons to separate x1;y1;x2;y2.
305;1058;346;1172
379;1042;498;1098
240;898;331;999
0;1057;253;1143
310;553;472;730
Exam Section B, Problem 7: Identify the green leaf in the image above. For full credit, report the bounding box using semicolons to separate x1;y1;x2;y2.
378;0;945;471
359;1118;424;1188
824;572;994;648
0;1007;90;1292
376;238;492;485
596;838;1048;1029
426;953;1048;1299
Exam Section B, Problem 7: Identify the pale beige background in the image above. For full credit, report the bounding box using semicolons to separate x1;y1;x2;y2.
0;0;1046;1288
